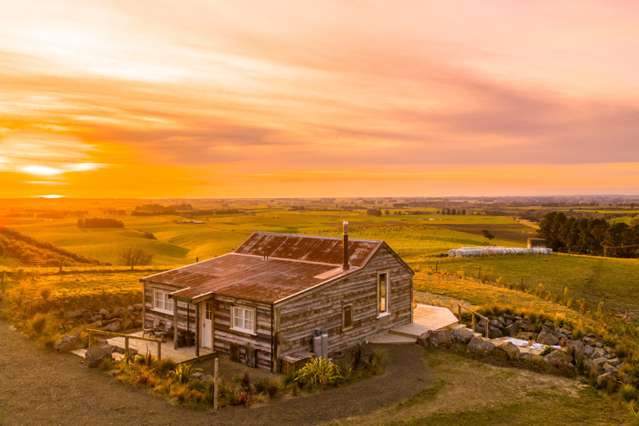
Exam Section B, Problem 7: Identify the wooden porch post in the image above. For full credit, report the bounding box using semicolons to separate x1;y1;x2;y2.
173;298;179;350
195;302;200;357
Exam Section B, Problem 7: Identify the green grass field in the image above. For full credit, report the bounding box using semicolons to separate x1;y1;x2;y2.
6;207;639;318
5;209;532;266
431;254;639;317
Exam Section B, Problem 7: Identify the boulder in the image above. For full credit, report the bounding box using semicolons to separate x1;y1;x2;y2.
496;342;520;361
428;329;453;348
54;334;81;352
544;349;574;373
537;330;559;346
467;336;496;356
504;322;519;337
488;327;503;339
103;320;122;333
63;309;87;320
86;344;114;368
596;372;617;390
568;339;585;363
452;327;475;344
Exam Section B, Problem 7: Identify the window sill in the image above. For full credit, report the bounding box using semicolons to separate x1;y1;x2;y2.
152;308;174;315
230;327;257;336
377;312;391;319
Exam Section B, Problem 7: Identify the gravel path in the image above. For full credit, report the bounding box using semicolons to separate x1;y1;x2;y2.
0;321;431;425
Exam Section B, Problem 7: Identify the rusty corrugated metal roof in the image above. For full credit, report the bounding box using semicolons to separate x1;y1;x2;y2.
143;232;382;303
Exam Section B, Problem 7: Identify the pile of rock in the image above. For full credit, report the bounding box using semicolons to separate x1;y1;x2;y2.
418;313;627;391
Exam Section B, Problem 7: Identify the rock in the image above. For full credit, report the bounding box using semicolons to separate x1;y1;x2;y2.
607;357;621;367
86;344;114;368
496;342;520;361
452;327;475;344
99;308;109;318
596;372;617;390
468;336;496;356
63;309;87;320
544;349;574;373
504;322;519;336
54;334;81;352
592;347;606;359
585;357;608;376
428;329;453;348
103;320;122;332
568;340;585;367
603;363;618;374
537;330;559;346
488;327;503;339
584;345;594;358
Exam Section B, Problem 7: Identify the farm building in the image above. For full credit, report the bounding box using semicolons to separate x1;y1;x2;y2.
140;223;414;372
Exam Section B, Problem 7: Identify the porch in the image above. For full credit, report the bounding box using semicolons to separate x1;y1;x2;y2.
107;331;214;363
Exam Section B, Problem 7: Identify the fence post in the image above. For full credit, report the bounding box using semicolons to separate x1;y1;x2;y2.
213;356;219;411
457;304;462;321
157;340;162;361
125;336;130;362
484;318;489;338
471;313;476;331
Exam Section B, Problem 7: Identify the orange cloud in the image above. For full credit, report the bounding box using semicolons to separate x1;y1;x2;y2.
1;1;638;197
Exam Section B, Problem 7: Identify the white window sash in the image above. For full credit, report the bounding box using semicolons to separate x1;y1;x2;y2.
231;306;256;334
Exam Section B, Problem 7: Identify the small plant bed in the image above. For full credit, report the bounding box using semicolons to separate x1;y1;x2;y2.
99;344;386;410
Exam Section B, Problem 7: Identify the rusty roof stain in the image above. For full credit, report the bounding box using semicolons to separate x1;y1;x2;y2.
143;232;383;303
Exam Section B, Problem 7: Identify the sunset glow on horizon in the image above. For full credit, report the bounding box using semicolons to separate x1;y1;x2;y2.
1;0;638;198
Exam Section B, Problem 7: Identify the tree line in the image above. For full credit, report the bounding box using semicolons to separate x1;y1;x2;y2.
538;212;639;258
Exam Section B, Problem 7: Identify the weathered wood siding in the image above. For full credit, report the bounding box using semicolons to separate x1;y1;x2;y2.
142;281;197;332
211;295;273;370
275;244;412;364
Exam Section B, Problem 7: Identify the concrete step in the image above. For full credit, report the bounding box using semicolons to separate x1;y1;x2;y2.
368;332;416;345
71;348;87;359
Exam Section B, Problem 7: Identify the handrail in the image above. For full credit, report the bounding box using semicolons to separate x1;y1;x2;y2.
456;304;490;338
87;328;163;360
86;328;160;343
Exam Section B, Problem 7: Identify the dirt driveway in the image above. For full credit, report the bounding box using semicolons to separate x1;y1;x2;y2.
0;322;431;425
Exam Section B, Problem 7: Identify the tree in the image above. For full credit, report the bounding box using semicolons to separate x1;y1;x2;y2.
120;248;153;270
481;229;495;243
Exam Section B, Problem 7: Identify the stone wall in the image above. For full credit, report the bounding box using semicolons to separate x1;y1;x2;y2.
418;313;626;391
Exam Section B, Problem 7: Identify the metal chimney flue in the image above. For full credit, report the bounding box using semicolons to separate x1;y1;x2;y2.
343;221;349;270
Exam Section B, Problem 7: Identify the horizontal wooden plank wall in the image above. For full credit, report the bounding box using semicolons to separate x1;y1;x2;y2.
211;295;273;370
143;281;197;332
276;245;412;362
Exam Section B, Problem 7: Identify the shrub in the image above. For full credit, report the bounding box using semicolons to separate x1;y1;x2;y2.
621;384;639;402
170;363;196;384
254;377;282;398
154;358;177;375
30;314;47;335
293;357;344;388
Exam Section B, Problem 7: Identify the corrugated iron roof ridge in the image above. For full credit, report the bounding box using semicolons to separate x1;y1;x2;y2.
239;231;383;244
232;252;343;267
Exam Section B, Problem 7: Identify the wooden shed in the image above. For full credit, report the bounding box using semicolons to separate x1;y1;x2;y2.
141;223;414;372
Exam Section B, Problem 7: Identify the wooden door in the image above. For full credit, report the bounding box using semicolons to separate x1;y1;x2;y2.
201;302;213;349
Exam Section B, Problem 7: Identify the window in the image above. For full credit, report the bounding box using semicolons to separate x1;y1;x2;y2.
231;306;256;334
377;272;390;316
343;305;353;330
152;288;174;314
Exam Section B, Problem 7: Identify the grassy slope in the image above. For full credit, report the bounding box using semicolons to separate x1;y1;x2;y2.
431;254;639;316
330;351;631;426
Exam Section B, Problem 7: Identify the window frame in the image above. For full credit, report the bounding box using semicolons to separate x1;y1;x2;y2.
152;288;174;315
230;305;257;335
376;271;391;318
342;304;353;331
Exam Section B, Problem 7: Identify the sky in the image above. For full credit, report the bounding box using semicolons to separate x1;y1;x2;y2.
0;0;638;198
